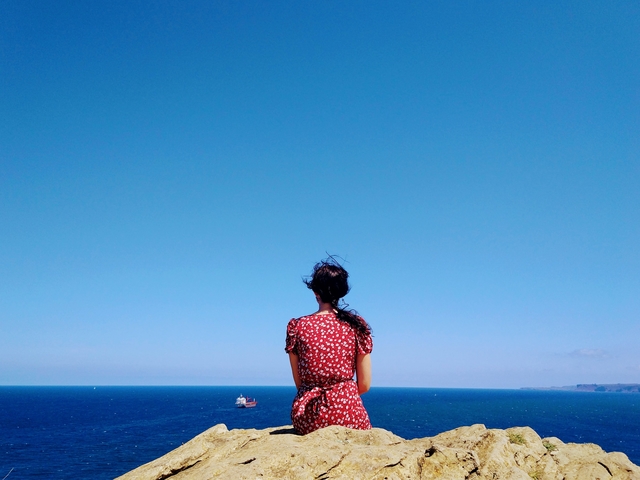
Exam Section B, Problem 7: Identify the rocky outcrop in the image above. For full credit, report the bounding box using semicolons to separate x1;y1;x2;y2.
116;423;640;479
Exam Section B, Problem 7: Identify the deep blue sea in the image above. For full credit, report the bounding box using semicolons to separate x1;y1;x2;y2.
1;386;639;479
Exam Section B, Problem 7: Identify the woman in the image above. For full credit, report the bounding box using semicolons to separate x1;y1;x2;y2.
285;258;373;434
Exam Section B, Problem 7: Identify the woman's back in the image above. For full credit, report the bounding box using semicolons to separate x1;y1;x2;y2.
286;312;371;387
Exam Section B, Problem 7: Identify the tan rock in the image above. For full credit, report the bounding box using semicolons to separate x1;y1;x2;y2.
116;423;640;480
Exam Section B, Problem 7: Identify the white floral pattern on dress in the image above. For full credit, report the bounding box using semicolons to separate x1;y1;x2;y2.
285;312;373;434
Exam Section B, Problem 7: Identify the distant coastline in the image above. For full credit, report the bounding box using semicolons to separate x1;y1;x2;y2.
522;383;640;393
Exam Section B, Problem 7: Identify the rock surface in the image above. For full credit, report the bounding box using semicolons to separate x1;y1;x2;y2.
116;423;640;479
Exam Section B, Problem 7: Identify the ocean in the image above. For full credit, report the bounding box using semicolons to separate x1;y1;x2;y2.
1;386;639;479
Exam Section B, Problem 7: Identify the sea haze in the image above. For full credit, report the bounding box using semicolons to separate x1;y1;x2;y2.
1;386;639;479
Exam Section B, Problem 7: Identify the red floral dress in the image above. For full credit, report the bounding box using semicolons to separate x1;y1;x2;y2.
285;312;373;435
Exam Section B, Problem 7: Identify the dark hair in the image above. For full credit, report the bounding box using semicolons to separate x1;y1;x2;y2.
303;257;371;336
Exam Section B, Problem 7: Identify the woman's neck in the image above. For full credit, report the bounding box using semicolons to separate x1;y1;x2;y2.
316;300;335;314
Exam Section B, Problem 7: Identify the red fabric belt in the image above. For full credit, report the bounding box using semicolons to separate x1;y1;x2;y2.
297;379;355;414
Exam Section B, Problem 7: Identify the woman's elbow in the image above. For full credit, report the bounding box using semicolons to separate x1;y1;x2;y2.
358;381;370;395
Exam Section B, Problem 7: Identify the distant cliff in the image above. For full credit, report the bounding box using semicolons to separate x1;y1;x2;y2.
116;423;640;479
523;383;640;393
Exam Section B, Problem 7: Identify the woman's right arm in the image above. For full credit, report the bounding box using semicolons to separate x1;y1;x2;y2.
288;352;301;389
356;354;371;395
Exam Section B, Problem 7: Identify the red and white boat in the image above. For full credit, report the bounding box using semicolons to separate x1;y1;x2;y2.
235;394;257;408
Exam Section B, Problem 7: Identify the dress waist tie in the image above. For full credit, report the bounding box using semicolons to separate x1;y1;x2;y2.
299;379;354;415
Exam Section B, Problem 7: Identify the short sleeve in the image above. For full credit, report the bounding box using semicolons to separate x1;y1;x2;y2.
285;318;299;354
355;329;373;355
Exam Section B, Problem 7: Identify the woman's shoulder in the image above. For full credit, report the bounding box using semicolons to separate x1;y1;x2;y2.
287;313;316;327
296;311;336;320
289;312;337;329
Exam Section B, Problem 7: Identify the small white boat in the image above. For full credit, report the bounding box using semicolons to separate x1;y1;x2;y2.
235;394;257;408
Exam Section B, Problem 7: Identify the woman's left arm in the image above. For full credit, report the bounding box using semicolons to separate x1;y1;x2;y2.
355;354;371;395
288;352;301;389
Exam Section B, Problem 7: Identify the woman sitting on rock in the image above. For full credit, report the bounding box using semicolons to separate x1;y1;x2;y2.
285;258;373;434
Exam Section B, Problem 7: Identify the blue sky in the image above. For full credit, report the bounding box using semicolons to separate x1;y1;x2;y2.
1;1;638;388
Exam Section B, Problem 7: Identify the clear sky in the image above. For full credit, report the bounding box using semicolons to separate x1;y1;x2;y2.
1;1;638;388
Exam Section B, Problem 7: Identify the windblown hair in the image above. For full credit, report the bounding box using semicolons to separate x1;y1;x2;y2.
303;257;371;336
